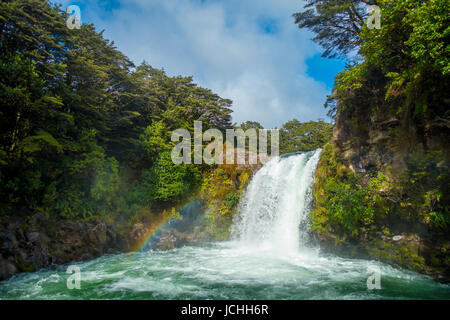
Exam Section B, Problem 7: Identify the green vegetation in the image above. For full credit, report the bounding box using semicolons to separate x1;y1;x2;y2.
236;119;333;155
0;1;334;252
312;144;372;237
238;121;264;132
297;0;449;278
199;166;251;240
294;0;372;58
0;0;233;222
140;151;201;203
313;144;449;236
279;119;333;154
313;144;449;274
328;0;449;121
1;0;448;281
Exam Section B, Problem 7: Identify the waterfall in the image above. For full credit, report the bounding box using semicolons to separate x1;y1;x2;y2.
231;149;322;254
3;148;447;300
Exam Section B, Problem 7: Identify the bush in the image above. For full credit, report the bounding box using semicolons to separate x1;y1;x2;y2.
139;151;201;203
323;174;374;236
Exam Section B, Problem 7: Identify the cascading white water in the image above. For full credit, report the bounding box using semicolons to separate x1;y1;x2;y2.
231;150;322;254
3;148;447;299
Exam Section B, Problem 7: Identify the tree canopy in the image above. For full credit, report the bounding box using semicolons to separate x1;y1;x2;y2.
293;0;378;58
0;0;232;218
280;120;333;154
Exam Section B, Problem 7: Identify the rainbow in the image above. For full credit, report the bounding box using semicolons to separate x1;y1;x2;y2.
131;200;199;253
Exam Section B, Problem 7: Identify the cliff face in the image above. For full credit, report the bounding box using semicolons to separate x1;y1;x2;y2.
333;94;450;177
309;3;450;281
0;213;127;281
0;148;260;282
312;102;450;282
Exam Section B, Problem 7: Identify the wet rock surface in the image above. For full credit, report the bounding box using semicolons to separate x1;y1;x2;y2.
0;213;126;281
315;229;450;283
150;227;204;251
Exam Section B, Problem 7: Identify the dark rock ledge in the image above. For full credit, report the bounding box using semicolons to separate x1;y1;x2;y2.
0;212;127;281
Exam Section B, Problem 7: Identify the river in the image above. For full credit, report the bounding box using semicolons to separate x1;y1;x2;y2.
1;151;448;299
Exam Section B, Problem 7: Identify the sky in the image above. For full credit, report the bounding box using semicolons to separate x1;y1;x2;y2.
57;0;346;128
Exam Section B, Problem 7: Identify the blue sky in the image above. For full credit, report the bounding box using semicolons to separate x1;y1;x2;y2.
58;0;345;128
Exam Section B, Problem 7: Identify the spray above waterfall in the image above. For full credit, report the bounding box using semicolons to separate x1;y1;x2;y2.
231;150;322;254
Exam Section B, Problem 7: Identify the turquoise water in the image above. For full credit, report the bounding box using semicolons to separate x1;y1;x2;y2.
0;242;449;300
1;152;448;300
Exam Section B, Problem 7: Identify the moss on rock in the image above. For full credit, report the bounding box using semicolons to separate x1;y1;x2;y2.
312;144;450;282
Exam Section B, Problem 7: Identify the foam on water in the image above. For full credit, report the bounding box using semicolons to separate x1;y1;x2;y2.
1;151;449;299
231;150;321;255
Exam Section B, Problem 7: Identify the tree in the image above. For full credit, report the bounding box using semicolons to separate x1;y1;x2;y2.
239;121;264;131
140;151;201;203
293;0;377;58
0;0;235;218
303;0;450;251
279;120;333;154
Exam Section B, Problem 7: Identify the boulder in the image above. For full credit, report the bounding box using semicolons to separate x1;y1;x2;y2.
0;255;18;281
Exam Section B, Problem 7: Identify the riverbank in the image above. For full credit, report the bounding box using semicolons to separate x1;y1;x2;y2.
311;144;450;283
0;159;257;282
1;152;448;299
0;213;127;281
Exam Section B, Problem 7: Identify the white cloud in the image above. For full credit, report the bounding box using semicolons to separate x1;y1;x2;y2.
57;0;331;128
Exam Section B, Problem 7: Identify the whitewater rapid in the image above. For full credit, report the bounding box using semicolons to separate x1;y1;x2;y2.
231;150;321;254
1;150;448;299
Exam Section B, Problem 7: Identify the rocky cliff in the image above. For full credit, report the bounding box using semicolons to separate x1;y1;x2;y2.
311;102;450;282
0;156;258;282
0;213;127;281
